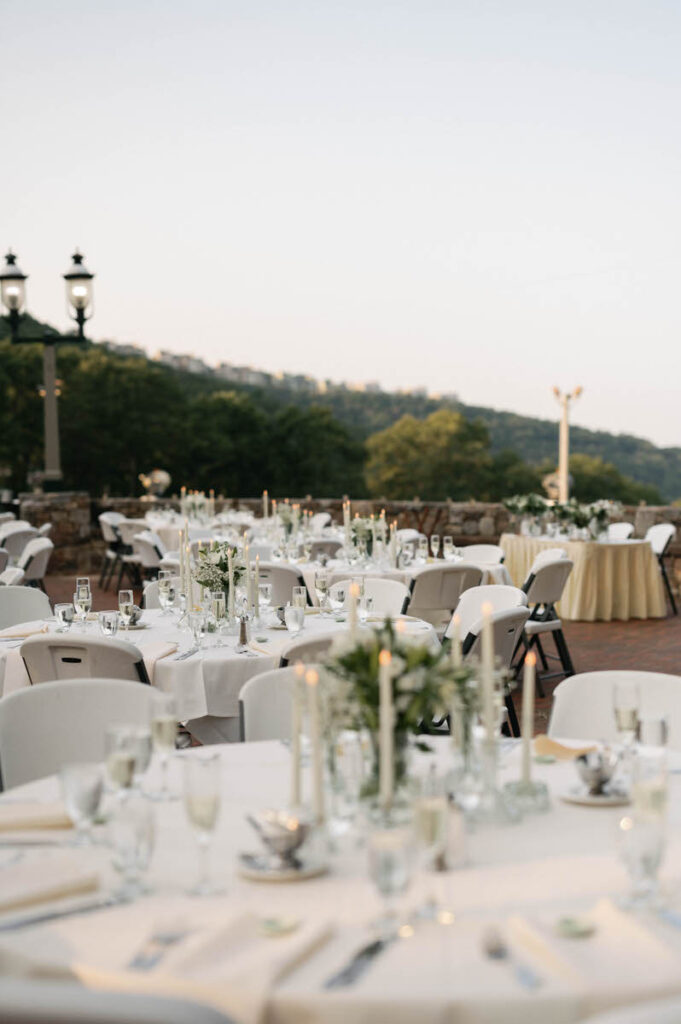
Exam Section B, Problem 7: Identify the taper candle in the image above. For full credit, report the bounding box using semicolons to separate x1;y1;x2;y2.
379;649;394;810
306;668;325;823
521;652;536;784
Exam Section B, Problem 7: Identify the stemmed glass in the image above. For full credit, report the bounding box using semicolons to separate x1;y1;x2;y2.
430;534;440;559
110;795;155;900
157;570;175;616
150;694;178;801
284;603;304;635
315;569;331;617
73;578;92;630
119;589;134;634
443;537;454;561
60;762;104;845
188;611;206;650
330;584;346;620
413;770;449;919
292;585;307;611
417;538;428;563
258;582;272;623
367;820;415;939
105;726;138;796
613;683;640;750
210;590;227;646
183;753;222;896
619;749;668;910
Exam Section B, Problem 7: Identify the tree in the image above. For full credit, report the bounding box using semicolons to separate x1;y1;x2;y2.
568;454;662;504
267;405;365;496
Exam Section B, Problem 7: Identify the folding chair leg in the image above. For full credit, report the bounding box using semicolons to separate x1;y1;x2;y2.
553;628;575;677
534;636;549;673
505;693;520;737
660;559;678;616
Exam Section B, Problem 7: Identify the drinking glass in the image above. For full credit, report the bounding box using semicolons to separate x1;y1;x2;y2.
118;589;134;634
315;570;331;616
412;770;449;919
358;595;373;624
430;534;440;559
292;586;307;610
418;538;428;563
330;584;347;619
443;537;454;560
54;603;74;632
150;695;178;801
210;590;227;647
60;763;104;845
637;716;668;748
613;682;640;749
105;726;138;795
157;570;175;616
258;583;272;620
284;603;304;635
188;610;206;649
367;820;415;939
110;794;155;900
183;753;222;896
130;727;153;789
98;610;119;638
619;750;667;910
73;584;92;629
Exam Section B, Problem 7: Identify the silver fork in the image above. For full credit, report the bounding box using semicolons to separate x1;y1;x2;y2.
127;927;190;971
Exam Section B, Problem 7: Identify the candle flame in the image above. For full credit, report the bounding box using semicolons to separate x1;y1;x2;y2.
378;649;392;667
294;661;305;678
349;583;361;598
395;620;406;633
526;652;537;667
305;669;319;687
481;602;493;616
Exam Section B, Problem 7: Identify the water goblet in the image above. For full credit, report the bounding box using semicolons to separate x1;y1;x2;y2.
619;749;667;910
118;589;134;634
150;695;178;801
183;753;222;896
98;610;119;638
417;538;428;563
412;770;449;919
330;585;346;620
358;595;373;624
284;603;304;635
60;762;104;845
443;537;454;560
105;725;138;795
188;610;206;649
430;534;440;559
110;793;155;900
157;570;175;616
315;570;331;616
367;818;415;939
258;582;273;622
54;602;74;632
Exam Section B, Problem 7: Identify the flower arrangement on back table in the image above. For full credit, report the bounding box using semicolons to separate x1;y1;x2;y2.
192;542;245;596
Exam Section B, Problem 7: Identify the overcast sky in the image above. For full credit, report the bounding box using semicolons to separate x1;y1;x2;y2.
3;1;680;446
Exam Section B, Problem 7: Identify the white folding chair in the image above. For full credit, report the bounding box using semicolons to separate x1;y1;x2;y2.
0;678;166;790
0;979;233;1024
21;634;150;685
404;563;484;630
132;531;165;581
549;671;681;749
17;537;53;591
310;512;332;534
0;548;8;574
645;523;677;615
606;522;634;542
239;665;312;741
446;584;526;639
515;558;575;685
580;995;681;1024
38;522;53;538
1;526;39;565
309;538;343;561
0;585;51;629
0;568;25;587
143;574;181;609
363;577;410;617
529;547;568;572
462;606;530;738
279;631;338;667
396;528;426;555
257;562;312;607
98;511;125;589
0;512;15;525
459;543;505;564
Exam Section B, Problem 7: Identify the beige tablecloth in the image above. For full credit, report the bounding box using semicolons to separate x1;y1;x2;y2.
500;534;667;622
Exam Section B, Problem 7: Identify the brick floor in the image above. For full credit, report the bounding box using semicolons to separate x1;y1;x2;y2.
42;574;681;735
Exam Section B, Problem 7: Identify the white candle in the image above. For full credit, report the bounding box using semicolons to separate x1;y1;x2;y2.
185;543;193;608
349;582;360;637
263;489;269;519
254;555;260;617
306;669;325;823
227;547;235;621
291;662;304;807
244;543;251;609
450;614;462;669
480;602;496;743
379;649;394;810
521;652;536;784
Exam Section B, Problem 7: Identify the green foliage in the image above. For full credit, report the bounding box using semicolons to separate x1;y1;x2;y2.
568;454;662;504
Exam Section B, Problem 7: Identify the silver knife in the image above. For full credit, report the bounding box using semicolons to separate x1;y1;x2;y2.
0;894;125;932
174;647;198;661
323;936;395;989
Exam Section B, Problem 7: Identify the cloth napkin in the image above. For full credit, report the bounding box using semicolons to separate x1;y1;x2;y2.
0;854;99;915
0;802;72;833
142;641;179;684
248;641;272;655
533;735;597;760
509;899;681;1016
77;912;333;1024
0;622;48;640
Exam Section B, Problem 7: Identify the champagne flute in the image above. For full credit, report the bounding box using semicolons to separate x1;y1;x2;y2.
418;537;428;563
60;762;103;845
110;793;155;900
119;589;134;634
184;753;222;896
613;682;640;750
150;695;178;801
315;569;331;616
74;584;92;629
211;589;227;646
443;537;454;561
368;821;415;939
430;534;440;559
105;725;137;796
157;570;175;616
413;770;449;919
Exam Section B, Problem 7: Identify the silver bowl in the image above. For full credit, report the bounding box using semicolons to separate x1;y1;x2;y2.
248;810;311;867
575;749;620;795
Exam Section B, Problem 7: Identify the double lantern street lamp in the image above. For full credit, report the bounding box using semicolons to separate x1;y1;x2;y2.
0;250;95;486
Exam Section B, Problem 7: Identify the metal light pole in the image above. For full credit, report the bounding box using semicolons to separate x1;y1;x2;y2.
0;250;95;486
552;386;582;503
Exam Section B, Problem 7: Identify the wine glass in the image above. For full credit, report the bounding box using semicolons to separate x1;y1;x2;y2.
150;695;178;801
417;538;428;563
73;582;92;630
98;610;119;637
430;534;440;559
188;610;206;649
358;595;373;624
315;570;331;616
183;753;222;896
613;682;640;750
157;570;175;616
118;589;134;634
292;586;307;610
110;793;155;900
210;590;227;647
412;770;449;919
367;820;415;939
54;602;74;632
284;603;304;635
258;582;273;622
105;726;138;796
619;751;667;910
60;763;104;845
330;584;347;620
443;537;454;560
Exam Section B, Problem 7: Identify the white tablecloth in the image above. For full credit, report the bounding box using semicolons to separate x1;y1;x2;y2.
500;534;667;622
2;740;681;1022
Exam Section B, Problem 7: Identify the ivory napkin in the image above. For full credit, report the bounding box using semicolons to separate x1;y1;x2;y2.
0;855;99;915
142;641;179;684
0;802;72;833
533;735;597;760
509;899;681;1015
78;913;333;1024
248;641;271;656
0;623;49;640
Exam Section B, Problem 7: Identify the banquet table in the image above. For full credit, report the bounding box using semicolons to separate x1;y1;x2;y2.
2;739;681;1023
298;557;511;601
0;611;437;743
500;534;667;622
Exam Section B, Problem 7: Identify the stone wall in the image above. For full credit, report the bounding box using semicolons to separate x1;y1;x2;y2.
17;493;681;591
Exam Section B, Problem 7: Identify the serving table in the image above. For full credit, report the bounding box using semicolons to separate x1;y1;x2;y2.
500;534;666;622
2;740;681;1023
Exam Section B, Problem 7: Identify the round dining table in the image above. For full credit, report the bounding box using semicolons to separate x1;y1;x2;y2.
1;739;681;1023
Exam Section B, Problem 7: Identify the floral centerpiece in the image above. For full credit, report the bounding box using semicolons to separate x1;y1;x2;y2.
350;516;374;557
503;493;549;536
277;502;296;537
323;620;453;798
192;542;245;600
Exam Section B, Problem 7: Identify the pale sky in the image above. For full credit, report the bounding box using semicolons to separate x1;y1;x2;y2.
3;1;681;446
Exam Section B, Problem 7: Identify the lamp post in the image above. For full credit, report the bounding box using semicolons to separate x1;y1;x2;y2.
0;249;95;487
552;386;582;503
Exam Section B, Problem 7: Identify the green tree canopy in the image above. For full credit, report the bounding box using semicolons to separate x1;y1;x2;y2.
568;454;662;504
